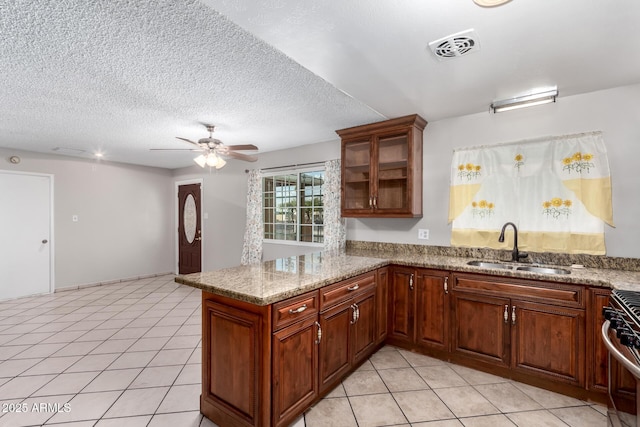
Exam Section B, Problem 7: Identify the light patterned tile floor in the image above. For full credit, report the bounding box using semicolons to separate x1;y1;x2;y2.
0;275;607;426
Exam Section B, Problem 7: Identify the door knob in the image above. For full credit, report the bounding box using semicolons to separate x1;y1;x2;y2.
42;239;48;244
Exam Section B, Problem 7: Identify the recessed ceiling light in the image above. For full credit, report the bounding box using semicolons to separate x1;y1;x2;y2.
473;0;512;7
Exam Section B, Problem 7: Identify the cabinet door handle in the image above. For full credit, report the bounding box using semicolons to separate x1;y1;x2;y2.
443;277;449;294
288;304;307;314
512;306;516;325
315;321;322;344
373;196;377;208
350;304;357;324
369;196;373;208
355;303;360;322
347;284;360;291
504;305;509;323
409;274;414;291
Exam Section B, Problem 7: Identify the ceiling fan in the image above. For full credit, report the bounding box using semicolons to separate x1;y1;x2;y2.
152;124;258;169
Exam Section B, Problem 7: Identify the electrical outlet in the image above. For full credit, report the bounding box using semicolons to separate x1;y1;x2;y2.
418;229;429;240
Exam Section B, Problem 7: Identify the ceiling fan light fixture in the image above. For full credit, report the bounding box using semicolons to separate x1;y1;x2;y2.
194;152;227;169
215;157;227;169
194;154;207;168
205;153;219;167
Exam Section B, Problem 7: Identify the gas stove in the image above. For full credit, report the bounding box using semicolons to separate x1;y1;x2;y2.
604;290;640;359
603;289;640;427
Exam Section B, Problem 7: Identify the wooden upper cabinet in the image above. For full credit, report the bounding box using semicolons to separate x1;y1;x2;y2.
337;114;427;217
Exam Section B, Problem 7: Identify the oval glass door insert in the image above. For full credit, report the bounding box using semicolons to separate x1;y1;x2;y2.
183;194;197;243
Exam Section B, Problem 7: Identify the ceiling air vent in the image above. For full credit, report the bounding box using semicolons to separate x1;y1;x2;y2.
428;29;480;61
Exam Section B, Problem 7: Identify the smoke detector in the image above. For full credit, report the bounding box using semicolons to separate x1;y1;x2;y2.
428;29;480;61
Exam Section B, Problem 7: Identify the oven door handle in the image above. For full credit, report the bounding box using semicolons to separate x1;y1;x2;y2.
602;320;640;378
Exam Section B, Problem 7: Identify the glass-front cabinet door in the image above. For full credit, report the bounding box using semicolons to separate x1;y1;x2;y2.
376;133;409;211
342;138;372;211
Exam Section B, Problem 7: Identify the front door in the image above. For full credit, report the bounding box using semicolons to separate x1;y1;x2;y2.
178;183;202;274
0;171;53;300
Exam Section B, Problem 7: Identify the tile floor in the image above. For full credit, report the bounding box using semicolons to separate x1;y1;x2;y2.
0;275;607;427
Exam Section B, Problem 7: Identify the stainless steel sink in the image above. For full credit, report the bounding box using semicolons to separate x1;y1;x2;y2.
515;266;571;275
466;260;571;275
466;260;513;269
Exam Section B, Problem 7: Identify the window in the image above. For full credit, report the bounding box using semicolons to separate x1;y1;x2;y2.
263;169;324;244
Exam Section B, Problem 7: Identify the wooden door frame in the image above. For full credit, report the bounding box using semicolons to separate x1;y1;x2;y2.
0;169;55;295
175;178;204;274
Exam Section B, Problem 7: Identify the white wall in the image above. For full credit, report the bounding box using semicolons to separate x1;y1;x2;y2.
171;161;249;271
347;83;640;258
0;149;175;289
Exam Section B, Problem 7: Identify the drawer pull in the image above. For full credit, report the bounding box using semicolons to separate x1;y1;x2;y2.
288;304;307;314
504;305;509;323
347;284;360;291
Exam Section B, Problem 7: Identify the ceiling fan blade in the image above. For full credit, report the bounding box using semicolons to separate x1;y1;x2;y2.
150;148;202;151
226;144;259;151
176;137;203;148
224;151;258;162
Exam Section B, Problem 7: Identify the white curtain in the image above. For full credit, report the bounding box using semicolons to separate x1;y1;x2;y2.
322;159;346;253
449;131;613;255
240;169;263;265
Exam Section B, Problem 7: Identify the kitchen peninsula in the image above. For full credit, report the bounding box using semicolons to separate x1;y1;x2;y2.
176;246;640;427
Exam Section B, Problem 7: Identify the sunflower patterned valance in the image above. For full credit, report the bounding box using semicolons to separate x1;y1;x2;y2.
448;131;613;255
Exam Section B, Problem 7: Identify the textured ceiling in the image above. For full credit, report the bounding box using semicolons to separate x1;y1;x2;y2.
0;0;383;169
2;0;640;169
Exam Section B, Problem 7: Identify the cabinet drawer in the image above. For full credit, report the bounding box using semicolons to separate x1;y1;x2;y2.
272;291;319;331
453;274;584;308
320;272;376;310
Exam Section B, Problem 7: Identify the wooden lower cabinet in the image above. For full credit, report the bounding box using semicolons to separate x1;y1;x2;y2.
588;288;610;393
375;267;389;344
415;270;450;353
272;316;319;426
511;300;584;385
450;273;593;399
199;265;615;427
388;266;414;345
201;270;384;427
318;300;352;393
201;296;270;427
319;280;378;393
452;291;511;368
388;266;450;357
352;287;378;364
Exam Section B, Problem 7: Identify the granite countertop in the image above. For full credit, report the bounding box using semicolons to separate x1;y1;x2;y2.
176;247;640;306
175;252;388;305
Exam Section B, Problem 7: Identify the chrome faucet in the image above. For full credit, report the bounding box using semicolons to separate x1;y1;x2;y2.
498;222;528;262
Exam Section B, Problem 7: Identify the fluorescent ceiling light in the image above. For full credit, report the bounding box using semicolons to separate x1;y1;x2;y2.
491;89;558;113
